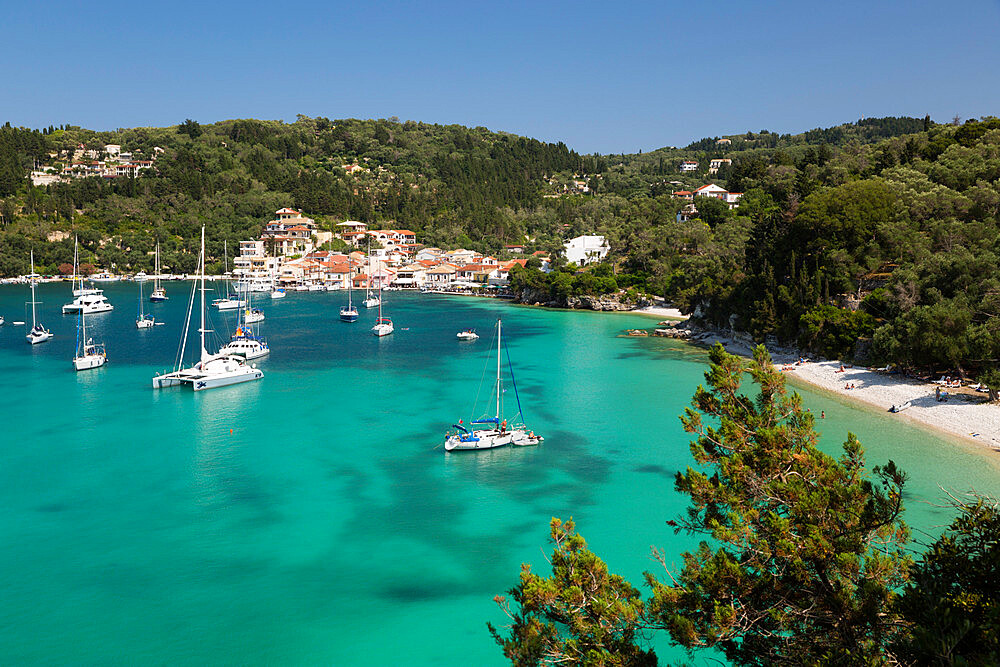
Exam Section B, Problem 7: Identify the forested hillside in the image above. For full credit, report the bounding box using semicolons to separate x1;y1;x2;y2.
4;114;1000;376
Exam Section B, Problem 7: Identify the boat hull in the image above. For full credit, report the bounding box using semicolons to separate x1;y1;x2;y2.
74;354;106;371
152;362;263;390
26;331;52;345
444;429;513;451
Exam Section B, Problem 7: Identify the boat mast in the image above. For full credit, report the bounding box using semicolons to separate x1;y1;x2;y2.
496;318;501;421
199;227;208;362
72;236;79;293
154;241;160;291
30;249;37;328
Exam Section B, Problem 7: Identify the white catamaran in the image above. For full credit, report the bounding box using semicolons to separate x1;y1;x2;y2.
152;228;263;391
444;318;541;451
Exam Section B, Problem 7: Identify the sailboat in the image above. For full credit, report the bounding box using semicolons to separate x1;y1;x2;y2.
444;318;541;451
73;308;107;370
362;238;380;308
150;242;168;301
26;250;53;344
340;260;358;322
136;278;154;328
269;262;285;298
212;239;245;310
152;227;264;391
371;280;393;336
221;280;269;359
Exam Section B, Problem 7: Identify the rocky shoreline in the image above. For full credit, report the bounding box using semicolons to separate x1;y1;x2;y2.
515;288;655;312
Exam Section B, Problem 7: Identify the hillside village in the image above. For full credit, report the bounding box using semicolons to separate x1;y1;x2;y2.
232;207;556;292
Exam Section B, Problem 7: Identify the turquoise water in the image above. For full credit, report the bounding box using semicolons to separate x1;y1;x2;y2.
1;284;999;665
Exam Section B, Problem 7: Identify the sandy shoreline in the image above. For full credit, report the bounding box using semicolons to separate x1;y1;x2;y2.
684;331;1000;452
632;305;688;320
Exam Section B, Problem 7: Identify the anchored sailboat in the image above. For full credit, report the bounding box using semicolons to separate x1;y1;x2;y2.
26;250;52;345
150;241;168;301
444;318;541;451
136;278;154;328
362;238;380;308
371;279;393;337
73;307;107;370
220;280;269;359
340;259;358;322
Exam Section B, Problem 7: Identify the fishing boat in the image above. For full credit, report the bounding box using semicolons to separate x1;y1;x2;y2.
340;264;358;322
136;278;154;328
150;242;168;301
444;318;540;451
456;329;479;341
270;287;286;299
73;308;107;370
153;228;263;391
371;281;393;337
26;251;53;345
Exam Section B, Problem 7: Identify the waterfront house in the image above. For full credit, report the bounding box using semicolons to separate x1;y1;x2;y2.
393;263;428;289
426;264;458;286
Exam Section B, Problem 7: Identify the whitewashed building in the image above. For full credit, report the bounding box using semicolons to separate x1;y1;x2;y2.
564;235;609;266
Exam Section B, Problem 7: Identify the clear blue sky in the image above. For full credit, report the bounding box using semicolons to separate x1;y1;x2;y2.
3;0;998;154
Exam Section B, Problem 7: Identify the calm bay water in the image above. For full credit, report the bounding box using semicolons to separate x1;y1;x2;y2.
1;283;999;664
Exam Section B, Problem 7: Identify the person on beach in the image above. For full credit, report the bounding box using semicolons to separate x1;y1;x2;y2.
821;411;825;419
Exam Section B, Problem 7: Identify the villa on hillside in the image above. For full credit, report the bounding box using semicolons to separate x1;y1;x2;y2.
708;158;732;174
260;208;317;256
564;235;609;266
680;160;699;172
